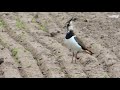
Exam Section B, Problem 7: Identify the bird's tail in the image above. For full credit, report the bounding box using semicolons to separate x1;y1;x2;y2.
85;50;94;55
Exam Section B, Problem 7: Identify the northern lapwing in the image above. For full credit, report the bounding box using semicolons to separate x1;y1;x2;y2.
64;17;93;63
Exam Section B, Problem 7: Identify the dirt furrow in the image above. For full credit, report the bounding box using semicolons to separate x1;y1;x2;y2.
25;12;110;78
18;12;109;78
9;13;112;77
29;34;87;78
75;27;120;77
0;28;43;78
0;12;119;78
77;53;109;78
17;12;88;78
0;13;65;78
0;44;21;78
76;31;119;63
74;13;120;77
68;12;120;59
15;12;69;77
69;12;120;60
44;12;110;77
66;12;120;77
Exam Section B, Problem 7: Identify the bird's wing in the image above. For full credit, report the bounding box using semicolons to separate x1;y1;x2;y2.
74;36;94;55
74;36;87;50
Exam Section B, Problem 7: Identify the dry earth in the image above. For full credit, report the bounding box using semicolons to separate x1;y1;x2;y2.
0;12;120;78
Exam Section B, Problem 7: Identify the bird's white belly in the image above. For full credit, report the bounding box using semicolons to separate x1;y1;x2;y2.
64;36;82;52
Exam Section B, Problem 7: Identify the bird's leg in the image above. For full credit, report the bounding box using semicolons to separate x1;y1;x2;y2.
75;52;78;63
71;52;74;63
75;52;78;64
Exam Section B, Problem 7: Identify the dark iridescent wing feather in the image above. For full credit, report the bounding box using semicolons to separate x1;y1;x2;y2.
74;36;94;55
74;36;87;50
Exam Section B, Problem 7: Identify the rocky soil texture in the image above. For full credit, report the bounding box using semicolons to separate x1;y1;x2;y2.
0;12;120;78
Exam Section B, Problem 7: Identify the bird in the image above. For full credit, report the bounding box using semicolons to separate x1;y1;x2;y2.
64;17;93;63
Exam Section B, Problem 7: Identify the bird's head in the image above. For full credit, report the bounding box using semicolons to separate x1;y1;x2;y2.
64;17;77;32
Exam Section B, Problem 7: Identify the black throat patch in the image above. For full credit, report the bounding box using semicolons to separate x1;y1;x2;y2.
65;30;74;39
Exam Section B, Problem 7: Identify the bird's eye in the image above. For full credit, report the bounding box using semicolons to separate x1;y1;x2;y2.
67;30;70;32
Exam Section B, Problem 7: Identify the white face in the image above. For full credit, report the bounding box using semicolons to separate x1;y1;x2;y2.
68;21;74;30
67;30;70;33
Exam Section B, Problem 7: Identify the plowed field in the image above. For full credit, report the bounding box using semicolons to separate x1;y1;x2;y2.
0;12;120;78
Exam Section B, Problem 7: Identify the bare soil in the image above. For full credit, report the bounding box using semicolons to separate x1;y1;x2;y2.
0;12;120;78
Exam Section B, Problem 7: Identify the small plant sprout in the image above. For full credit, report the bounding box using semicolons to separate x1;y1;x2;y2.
16;18;26;29
11;48;18;57
0;19;6;28
39;23;48;32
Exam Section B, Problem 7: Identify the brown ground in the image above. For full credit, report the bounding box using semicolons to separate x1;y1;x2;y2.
0;12;120;78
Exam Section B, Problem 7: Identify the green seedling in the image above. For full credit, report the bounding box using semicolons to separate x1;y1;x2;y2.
31;14;39;23
0;19;6;28
103;73;109;78
11;48;19;63
38;23;48;32
31;17;36;23
32;16;48;32
16;18;26;29
11;48;18;57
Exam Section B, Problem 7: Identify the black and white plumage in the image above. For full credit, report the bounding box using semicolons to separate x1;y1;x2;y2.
64;18;93;63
